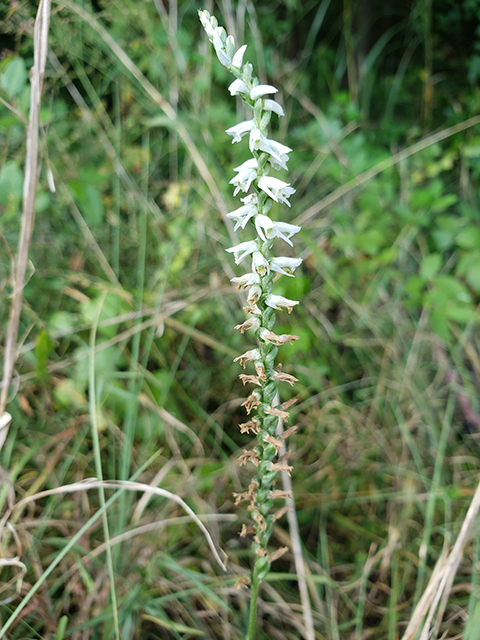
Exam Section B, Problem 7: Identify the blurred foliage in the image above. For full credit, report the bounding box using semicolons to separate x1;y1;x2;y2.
1;0;480;638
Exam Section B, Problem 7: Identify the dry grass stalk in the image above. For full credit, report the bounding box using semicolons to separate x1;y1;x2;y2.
0;0;52;449
401;476;480;640
0;478;228;571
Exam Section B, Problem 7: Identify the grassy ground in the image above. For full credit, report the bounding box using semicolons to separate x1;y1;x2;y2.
1;1;480;638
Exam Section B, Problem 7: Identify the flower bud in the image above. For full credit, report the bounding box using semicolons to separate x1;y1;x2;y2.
256;557;271;582
263;347;278;369
243;62;253;82
262;443;277;458
260;110;272;130
262;381;277;404
254;99;263;122
225;34;235;58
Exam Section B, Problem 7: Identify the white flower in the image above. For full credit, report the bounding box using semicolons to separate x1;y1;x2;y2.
226;240;258;264
263;99;284;117
232;44;248;69
268;156;289;171
270;256;303;277
231;272;261;288
254;214;301;246
247;284;262;304
272;221;301;240
229;158;257;195
258;176;296;206
245;303;261;315
242;193;258;205
249;130;291;170
251;251;270;275
265;294;299;313
250;84;278;100
234;317;261;333
228;78;249;96
259;329;300;345
225;119;256;143
234;349;262;367
226;201;258;230
254;214;282;243
233;158;258;173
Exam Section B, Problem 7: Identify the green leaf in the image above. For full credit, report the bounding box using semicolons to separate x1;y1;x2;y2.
80;185;104;226
56;616;68;640
74;345;122;390
420;254;442;280
80;292;127;338
432;215;459;250
456;226;480;249
1;57;27;98
48;311;77;335
430;193;457;213
457;251;480;292
69;182;105;226
429;309;450;340
54;379;87;409
35;191;51;213
405;275;424;303
410;179;442;208
465;598;480;640
0;161;23;205
356;229;384;255
428;275;472;307
443;305;475;323
35;330;54;378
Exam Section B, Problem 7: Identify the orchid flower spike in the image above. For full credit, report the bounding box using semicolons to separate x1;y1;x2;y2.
199;9;303;627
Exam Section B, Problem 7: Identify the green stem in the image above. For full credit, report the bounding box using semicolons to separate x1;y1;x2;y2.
246;561;262;640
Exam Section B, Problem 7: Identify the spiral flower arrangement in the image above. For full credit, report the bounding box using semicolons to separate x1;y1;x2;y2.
199;10;301;635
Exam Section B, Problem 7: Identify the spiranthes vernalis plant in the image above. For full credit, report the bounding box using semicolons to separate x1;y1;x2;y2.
199;10;302;638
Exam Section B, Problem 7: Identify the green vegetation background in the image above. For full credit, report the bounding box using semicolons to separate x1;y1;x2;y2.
1;0;480;638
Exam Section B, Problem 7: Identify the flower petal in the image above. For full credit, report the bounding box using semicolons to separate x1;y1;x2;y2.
225;120;255;143
231;272;260;289
226;240;258;264
263;99;284;117
233;158;258;172
226;203;258;230
251;251;270;274
232;44;248;69
258;176;296;206
270;256;303;276
250;84;278;100
265;294;299;313
229;78;249;96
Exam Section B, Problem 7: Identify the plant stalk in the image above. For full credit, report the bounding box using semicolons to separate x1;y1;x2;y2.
246;562;262;640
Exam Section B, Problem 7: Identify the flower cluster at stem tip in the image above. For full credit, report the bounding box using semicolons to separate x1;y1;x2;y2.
199;9;301;582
